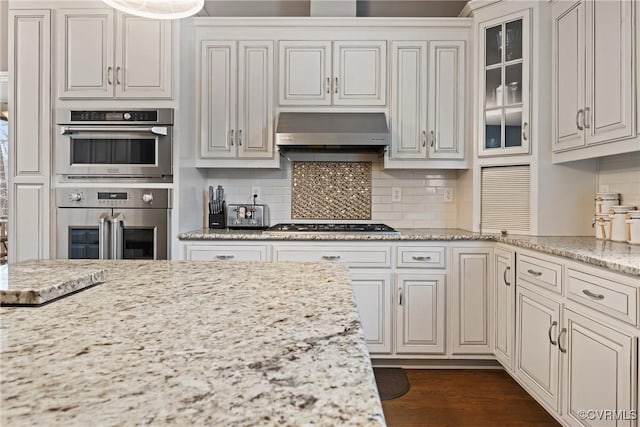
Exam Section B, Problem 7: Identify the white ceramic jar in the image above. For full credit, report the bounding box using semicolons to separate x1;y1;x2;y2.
593;213;611;240
625;210;640;245
609;205;637;242
595;192;620;214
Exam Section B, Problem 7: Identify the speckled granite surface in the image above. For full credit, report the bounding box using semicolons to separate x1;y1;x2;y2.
0;261;385;426
178;228;640;277
0;260;107;305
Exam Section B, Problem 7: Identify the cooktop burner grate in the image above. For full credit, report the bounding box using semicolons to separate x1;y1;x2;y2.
267;223;399;234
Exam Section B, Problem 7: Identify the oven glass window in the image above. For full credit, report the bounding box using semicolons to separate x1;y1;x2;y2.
69;228;99;259
122;229;154;259
71;138;155;165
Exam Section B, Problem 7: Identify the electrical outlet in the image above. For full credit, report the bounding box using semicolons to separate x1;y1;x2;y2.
251;186;261;202
443;187;454;202
392;187;402;202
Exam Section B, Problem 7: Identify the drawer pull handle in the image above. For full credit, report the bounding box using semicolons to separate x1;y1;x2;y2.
398;288;403;306
216;255;234;260
548;321;558;345
582;289;605;300
412;256;432;261
557;328;567;353
321;255;341;261
503;266;511;286
527;269;543;277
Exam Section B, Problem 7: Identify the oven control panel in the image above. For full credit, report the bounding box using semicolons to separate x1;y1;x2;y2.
56;189;171;209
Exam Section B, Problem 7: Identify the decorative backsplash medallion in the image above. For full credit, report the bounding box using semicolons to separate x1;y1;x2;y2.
291;161;372;220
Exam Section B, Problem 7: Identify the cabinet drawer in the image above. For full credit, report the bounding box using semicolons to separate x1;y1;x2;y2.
273;245;391;268
517;254;563;294
566;269;638;326
396;246;446;268
185;245;267;262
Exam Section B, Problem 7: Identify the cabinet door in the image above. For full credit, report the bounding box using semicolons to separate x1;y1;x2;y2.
515;285;562;412
333;41;386;106
562;309;636;427
428;41;465;159
58;9;113;98
585;0;635;145
395;274;446;354
278;41;331;105
238;41;274;159
199;41;237;158
552;0;586;152
493;247;515;369
114;13;171;99
478;10;531;157
350;272;393;354
389;42;428;160
451;248;492;354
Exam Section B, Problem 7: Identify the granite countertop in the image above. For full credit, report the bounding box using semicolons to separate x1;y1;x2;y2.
0;261;385;426
178;228;640;277
0;260;107;305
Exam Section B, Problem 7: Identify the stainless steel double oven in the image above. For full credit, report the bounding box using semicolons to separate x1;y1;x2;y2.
55;109;173;260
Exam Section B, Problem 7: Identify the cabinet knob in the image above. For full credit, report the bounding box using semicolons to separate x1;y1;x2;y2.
142;193;154;203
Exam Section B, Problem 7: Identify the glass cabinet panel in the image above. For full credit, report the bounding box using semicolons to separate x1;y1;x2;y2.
479;11;530;156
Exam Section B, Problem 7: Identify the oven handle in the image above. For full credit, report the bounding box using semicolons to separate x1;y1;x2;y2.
60;126;168;136
111;213;124;260
99;213;112;260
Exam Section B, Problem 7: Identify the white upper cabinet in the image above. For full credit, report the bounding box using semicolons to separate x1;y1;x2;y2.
478;10;531;157
58;9;172;99
387;40;466;165
278;40;386;106
198;40;274;163
552;0;636;158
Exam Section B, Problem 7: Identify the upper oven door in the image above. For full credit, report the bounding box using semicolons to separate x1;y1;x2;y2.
56;125;172;179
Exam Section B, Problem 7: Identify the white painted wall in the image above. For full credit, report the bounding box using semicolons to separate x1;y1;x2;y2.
0;0;7;72
357;0;466;17
204;154;458;229
597;152;640;208
203;1;309;16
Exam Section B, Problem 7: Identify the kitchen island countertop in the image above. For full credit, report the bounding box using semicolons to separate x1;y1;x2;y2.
0;260;385;426
178;228;640;277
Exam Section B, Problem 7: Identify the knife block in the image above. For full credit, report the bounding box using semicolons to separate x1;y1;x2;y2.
208;202;226;229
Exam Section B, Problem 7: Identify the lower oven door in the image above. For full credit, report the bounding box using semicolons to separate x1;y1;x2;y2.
56;126;172;179
57;208;112;259
111;209;168;260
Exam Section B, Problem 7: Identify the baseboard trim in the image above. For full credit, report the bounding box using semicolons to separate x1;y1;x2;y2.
371;358;503;369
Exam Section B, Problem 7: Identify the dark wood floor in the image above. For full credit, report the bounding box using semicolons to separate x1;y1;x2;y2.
381;370;561;427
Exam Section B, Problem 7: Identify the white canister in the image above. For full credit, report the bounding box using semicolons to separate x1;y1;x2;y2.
593;214;611;240
595;192;620;214
609;205;637;242
625;210;640;245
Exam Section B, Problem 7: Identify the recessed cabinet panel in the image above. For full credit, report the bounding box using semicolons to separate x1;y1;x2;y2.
493;247;514;370
58;9;113;98
351;273;392;354
333;41;386;106
279;41;331;105
200;42;236;158
116;15;171;98
389;42;427;159
238;41;274;158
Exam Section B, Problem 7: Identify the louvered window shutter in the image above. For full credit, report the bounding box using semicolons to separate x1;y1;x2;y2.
481;165;531;234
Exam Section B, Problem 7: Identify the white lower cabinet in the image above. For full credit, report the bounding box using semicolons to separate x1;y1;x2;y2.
350;272;393;354
184;244;268;261
395;273;446;354
493;246;515;370
562;308;636;427
450;247;492;354
515;283;562;413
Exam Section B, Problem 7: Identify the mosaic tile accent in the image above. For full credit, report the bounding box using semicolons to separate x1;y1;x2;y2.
292;161;371;220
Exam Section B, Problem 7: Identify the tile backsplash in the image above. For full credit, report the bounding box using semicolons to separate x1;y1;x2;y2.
205;153;457;228
597;152;640;208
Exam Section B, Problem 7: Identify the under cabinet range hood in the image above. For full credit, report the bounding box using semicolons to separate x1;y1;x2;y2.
276;112;389;151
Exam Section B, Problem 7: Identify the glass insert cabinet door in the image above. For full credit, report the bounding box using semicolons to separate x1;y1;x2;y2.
479;10;531;156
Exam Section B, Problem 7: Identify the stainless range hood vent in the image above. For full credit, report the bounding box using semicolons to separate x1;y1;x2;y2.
276;112;389;152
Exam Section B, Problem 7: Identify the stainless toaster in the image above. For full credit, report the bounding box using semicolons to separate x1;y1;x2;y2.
226;204;269;229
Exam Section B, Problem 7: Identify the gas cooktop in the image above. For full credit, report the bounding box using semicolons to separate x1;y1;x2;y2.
267;223;400;234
